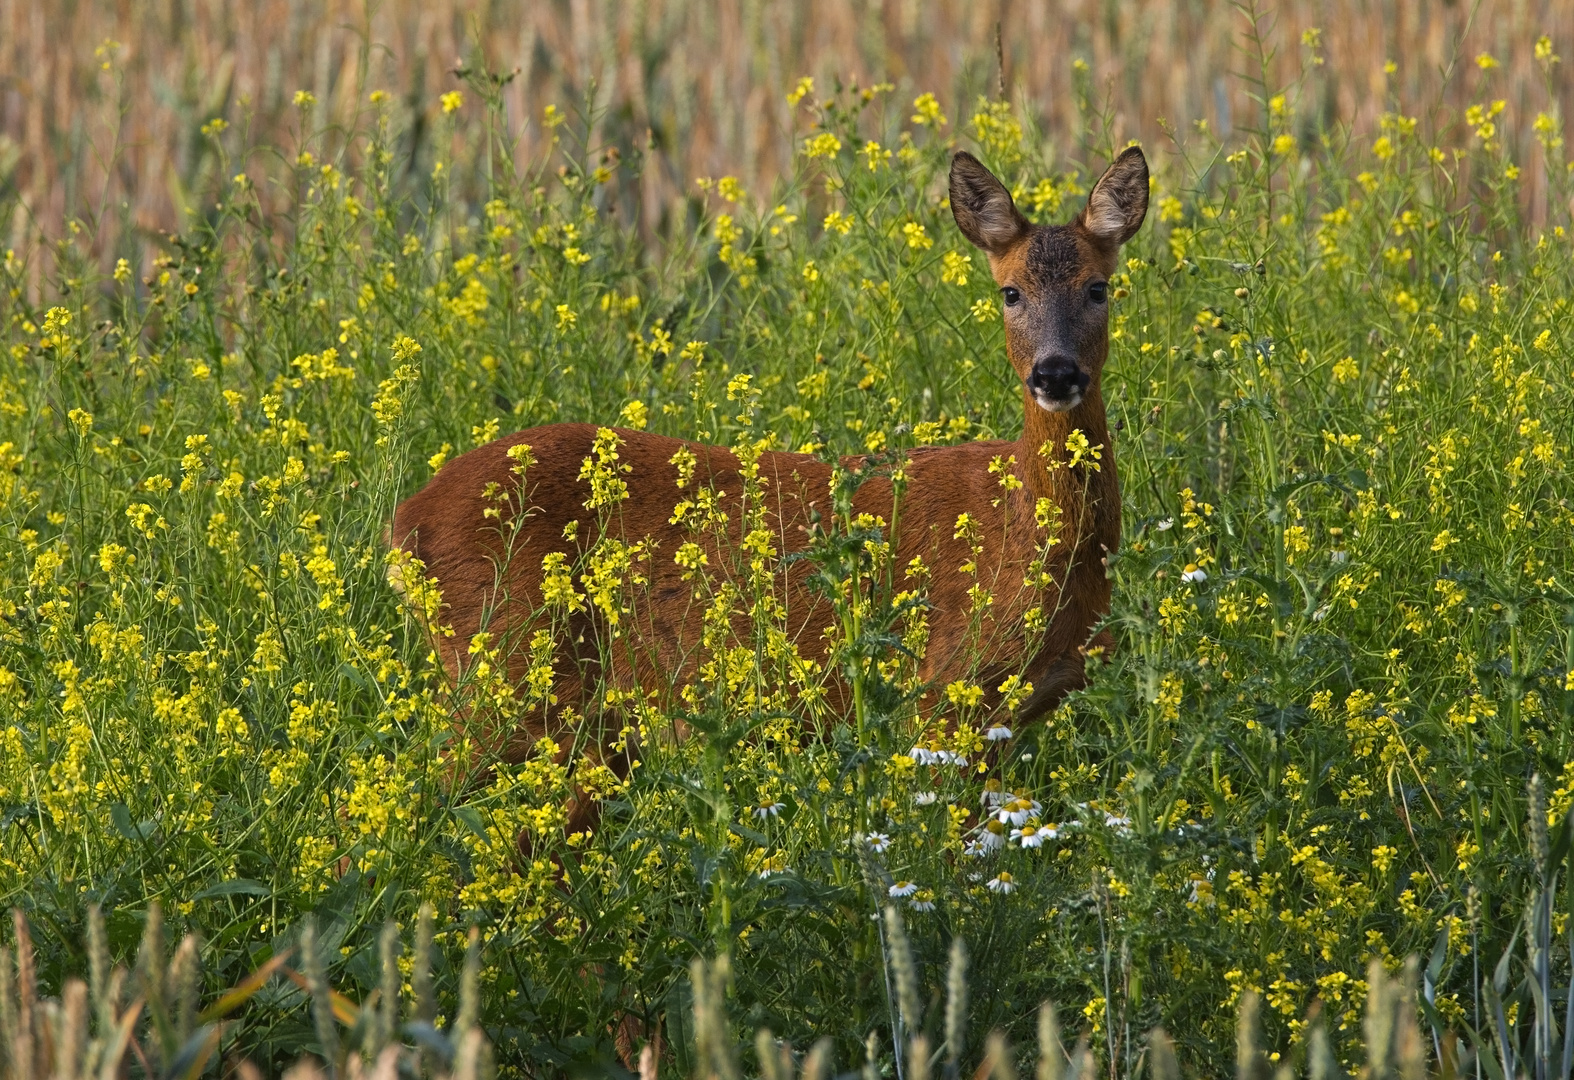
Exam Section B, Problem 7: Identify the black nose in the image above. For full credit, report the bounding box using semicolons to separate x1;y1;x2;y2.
1027;356;1089;401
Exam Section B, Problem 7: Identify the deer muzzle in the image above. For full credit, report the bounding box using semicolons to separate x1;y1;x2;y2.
1026;355;1090;411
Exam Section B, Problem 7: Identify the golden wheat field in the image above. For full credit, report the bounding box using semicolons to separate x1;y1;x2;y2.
5;0;1574;269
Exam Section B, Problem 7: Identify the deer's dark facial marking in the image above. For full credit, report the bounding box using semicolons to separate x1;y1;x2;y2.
1013;227;1105;410
949;148;1149;412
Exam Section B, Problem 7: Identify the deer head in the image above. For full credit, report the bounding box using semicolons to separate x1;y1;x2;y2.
949;147;1149;413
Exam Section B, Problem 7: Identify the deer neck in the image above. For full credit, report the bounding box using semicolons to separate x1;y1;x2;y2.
1014;382;1115;544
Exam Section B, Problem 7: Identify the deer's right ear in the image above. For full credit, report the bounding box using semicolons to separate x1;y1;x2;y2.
949;151;1029;255
1081;145;1149;248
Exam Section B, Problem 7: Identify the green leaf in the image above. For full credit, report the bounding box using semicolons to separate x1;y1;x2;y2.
109;803;157;842
192;878;272;901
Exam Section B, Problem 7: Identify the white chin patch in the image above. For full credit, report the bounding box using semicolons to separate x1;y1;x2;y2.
1033;391;1082;413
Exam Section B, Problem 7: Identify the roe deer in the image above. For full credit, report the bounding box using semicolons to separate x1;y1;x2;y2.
389;147;1148;829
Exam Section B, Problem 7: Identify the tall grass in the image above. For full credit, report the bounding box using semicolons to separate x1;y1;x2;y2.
3;14;1574;1077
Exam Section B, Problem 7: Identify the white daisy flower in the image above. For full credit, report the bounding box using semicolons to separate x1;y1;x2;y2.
909;888;936;912
753;802;785;820
978;818;1008;851
889;880;919;898
985;725;1013;741
1155;518;1174;531
981;780;1006;808
1181;563;1207;583
1012;823;1052;848
913;791;938;806
909;746;940;765
866;832;892;854
996;795;1042;827
985;872;1017;894
756;854;787;878
935;749;968;767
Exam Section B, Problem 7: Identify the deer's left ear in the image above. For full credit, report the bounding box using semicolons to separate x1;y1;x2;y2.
1080;146;1149;248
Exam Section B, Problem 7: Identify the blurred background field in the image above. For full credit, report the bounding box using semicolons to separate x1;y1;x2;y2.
5;0;1574;275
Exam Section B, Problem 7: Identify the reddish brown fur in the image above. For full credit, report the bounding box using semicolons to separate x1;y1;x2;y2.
389;149;1149;824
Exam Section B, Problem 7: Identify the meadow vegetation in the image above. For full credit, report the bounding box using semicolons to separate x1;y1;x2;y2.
2;18;1574;1078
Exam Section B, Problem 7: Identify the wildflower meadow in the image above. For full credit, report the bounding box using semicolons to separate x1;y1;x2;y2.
3;17;1574;1079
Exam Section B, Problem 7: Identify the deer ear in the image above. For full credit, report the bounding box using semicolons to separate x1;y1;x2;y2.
1081;145;1149;247
949;151;1030;255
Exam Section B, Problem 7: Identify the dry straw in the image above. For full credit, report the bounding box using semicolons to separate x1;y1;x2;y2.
3;0;1572;279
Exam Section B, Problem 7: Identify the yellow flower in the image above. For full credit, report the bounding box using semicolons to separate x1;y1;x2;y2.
293;89;317;108
440;91;463;114
786;76;814;107
944;681;984;709
911;92;947;127
619;400;649;431
1064;429;1103;471
1475;52;1498;70
803;133;842;159
902;222;933;250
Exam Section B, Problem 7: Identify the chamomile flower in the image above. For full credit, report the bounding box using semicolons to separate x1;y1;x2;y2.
910;888;937;912
981;779;1005;807
913;791;938;806
1181;563;1208;582
997;795;1042;827
756;853;787;878
977;818;1008;852
866;832;892;854
889;880;919;898
1012;822;1053;848
986;872;1017;894
985;725;1014;741
753;801;785;820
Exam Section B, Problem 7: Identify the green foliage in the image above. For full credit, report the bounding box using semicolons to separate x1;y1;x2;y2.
1;43;1574;1078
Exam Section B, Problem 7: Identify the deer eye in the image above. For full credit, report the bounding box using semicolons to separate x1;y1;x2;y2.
1088;281;1108;304
1001;286;1022;306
